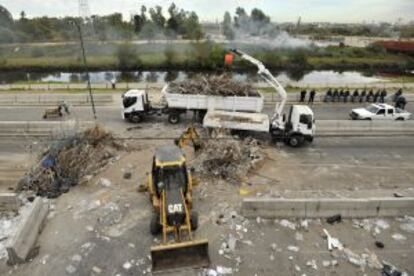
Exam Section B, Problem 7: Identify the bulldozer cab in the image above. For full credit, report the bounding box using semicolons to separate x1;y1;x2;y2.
152;146;189;196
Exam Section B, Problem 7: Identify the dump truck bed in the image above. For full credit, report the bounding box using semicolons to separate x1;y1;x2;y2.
162;84;264;113
203;110;270;132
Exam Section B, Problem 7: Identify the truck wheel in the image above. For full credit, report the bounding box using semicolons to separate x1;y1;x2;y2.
168;114;180;124
396;117;404;121
130;114;143;123
150;214;162;235
190;210;199;230
288;135;304;147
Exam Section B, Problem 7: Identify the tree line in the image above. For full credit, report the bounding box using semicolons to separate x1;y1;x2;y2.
0;3;203;43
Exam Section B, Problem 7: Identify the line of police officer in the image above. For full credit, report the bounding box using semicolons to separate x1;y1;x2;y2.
299;88;407;109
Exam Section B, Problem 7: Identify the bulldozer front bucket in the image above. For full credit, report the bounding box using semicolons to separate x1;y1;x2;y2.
151;239;209;273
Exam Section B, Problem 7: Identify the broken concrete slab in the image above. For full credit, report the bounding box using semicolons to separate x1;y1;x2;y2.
241;197;414;218
0;193;21;212
6;197;49;265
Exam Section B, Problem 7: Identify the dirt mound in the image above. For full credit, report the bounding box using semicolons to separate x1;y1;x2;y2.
17;126;125;198
193;133;263;183
168;75;260;97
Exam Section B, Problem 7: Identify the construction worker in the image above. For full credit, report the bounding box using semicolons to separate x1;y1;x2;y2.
300;89;307;102
308;89;316;104
360;89;366;103
324;88;332;102
344;89;350;102
111;78;116;89
395;95;407;110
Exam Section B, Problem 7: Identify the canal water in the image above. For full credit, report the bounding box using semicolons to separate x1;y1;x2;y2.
0;70;392;86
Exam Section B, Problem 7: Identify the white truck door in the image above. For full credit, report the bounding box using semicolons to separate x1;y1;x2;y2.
375;108;387;120
387;108;395;120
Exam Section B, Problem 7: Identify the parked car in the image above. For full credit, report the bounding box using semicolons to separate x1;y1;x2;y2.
350;103;411;120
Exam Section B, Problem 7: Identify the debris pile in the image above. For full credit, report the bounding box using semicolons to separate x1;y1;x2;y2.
193;135;263;183
168;75;260;97
17;126;124;198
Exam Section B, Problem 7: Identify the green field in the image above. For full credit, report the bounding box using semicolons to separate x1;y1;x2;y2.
0;41;412;72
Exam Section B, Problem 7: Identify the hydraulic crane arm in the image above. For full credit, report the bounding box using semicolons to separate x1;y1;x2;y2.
230;49;287;128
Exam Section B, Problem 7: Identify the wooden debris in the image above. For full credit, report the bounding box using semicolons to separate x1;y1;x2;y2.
168;75;260;97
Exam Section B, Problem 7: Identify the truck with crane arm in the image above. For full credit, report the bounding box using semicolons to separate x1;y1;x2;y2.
203;49;315;147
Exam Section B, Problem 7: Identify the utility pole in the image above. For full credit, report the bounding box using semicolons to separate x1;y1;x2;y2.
71;20;97;120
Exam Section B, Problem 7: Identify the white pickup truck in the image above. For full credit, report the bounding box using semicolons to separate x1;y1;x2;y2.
350;103;411;121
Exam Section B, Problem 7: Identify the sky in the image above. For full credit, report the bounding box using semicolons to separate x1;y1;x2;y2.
1;0;413;23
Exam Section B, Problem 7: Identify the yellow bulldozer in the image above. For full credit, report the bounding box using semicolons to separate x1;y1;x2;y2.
147;145;209;272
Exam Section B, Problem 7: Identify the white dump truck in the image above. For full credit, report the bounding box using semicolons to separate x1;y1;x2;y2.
203;49;315;147
122;85;264;124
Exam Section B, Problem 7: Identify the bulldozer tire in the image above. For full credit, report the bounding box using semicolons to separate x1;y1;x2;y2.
190;210;199;230
150;214;162;235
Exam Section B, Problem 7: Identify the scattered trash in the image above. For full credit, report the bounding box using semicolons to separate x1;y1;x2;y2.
71;254;82;262
393;192;404;198
280;219;296;230
399;216;414;234
98;178;112;187
382;262;403;276
375;241;385;248
322;260;331;267
92;266;102;274
323;229;343;251
66;264;77;274
287;245;299;252
326;214;342;225
391;233;407;241
306;260;318;270
137;184;147;193
216;265;233;274
123;171;132;179
295;232;303;241
375;219;390;230
123;261;132;270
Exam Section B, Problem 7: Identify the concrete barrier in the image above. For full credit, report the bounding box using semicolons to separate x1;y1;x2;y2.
0;120;95;137
6;197;49;265
0;93;113;106
0;193;21;212
316;120;414;136
241;197;414;219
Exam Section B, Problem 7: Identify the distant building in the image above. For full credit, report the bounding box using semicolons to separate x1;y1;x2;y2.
374;40;414;54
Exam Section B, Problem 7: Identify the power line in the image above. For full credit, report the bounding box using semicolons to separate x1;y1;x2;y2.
78;0;91;19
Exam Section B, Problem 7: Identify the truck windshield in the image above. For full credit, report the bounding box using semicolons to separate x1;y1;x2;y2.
123;96;137;108
366;105;379;113
299;114;312;124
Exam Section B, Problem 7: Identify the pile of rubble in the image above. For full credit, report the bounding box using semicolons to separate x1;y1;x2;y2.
17;126;125;198
193;134;263;183
168;75;260;97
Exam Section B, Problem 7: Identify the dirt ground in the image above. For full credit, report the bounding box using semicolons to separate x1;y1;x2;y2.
0;122;413;276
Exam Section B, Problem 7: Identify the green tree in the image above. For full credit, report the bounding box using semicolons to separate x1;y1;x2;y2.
164;44;177;66
149;6;165;29
222;12;234;40
288;50;308;68
184;12;203;40
117;43;141;69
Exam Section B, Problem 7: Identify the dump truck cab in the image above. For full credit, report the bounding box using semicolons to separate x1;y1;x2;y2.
122;89;150;123
147;145;209;272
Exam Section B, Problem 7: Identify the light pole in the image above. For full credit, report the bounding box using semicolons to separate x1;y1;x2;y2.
70;19;97;120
